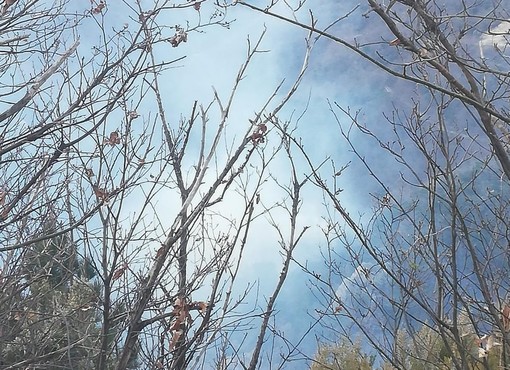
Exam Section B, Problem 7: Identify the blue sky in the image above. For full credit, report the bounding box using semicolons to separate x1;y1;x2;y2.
8;0;509;368
168;2;407;366
141;0;407;364
137;3;375;365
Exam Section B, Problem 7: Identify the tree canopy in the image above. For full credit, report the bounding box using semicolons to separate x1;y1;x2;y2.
0;0;509;369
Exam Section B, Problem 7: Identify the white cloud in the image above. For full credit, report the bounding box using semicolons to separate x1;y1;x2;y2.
480;20;510;50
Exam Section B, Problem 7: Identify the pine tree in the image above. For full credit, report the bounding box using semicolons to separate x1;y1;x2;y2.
0;219;100;369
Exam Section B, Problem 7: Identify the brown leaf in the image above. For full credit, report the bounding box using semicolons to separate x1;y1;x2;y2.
250;132;264;143
502;304;510;331
0;189;6;206
170;317;183;331
169;29;188;47
389;38;401;46
155;246;165;259
112;263;128;281
193;1;201;11
170;306;189;331
196;301;208;313
91;0;106;14
173;297;184;309
250;123;268;144
105;131;121;146
92;185;108;201
190;301;208;313
85;168;94;178
169;329;183;350
2;0;17;13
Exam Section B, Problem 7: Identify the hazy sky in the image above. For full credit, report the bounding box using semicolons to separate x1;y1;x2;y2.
163;2;407;366
65;0;510;367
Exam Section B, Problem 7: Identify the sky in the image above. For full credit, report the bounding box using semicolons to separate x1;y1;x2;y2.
193;3;510;368
104;1;444;366
8;0;510;368
120;2;380;366
153;2;408;366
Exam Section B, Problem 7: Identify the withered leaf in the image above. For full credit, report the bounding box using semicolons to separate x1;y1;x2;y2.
85;168;94;178
169;29;188;47
112;263;128;281
250;123;268;145
105;131;121;146
173;296;184;309
2;0;16;13
502;304;510;331
155;246;165;259
389;38;401;46
195;301;208;313
169;329;183;350
92;184;108;200
0;190;6;206
91;0;106;14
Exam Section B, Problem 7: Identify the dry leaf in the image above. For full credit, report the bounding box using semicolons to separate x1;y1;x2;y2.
173;297;183;309
105;131;121;146
169;29;187;47
389;38;401;46
193;1;201;11
0;189;6;206
191;301;208;313
170;317;182;331
92;185;108;201
112;263;128;281
502;304;510;331
250;123;268;144
85;168;94;178
2;0;17;14
155;246;165;259
169;329;183;350
91;0;106;14
250;132;264;143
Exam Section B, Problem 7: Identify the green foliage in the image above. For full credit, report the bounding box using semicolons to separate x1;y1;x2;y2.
311;338;375;370
0;213;143;369
0;222;101;369
311;323;505;370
